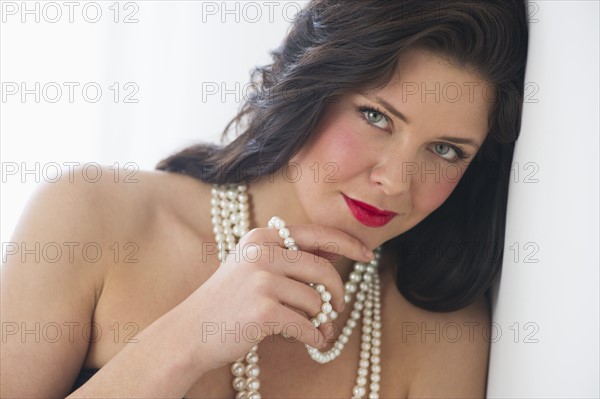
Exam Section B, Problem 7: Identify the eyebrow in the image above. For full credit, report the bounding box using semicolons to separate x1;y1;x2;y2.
372;95;411;124
366;94;481;149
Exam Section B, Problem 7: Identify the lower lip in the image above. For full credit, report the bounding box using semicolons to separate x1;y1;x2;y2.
343;195;396;227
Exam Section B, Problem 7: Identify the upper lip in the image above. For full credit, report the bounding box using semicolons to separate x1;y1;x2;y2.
343;194;397;216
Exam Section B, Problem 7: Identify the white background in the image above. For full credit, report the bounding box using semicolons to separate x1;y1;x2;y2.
1;1;599;397
1;0;306;241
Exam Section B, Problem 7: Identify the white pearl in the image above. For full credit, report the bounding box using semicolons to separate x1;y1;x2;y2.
345;282;357;293
246;352;258;364
248;391;261;399
339;335;349;344
320;291;332;302
246;364;260;377
232;376;246;391
321;302;332;314
356;376;367;386
231;362;245;376
370;382;380;392
278;227;290;238
352;385;366;397
358;367;368;377
368;393;379;399
247;377;260;391
236;391;248;399
283;237;295;247
315;284;325;293
329;310;338;320
317;312;327;323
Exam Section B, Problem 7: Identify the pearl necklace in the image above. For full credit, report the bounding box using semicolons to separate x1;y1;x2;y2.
210;184;382;399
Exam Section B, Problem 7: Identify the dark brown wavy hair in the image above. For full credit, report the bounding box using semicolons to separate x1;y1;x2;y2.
157;0;529;312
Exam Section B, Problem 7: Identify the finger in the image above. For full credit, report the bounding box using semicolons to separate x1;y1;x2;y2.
273;276;331;322
283;224;374;263
243;225;373;263
269;302;326;348
274;254;345;313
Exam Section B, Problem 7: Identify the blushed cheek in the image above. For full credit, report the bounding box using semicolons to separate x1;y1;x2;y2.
297;123;365;181
417;178;460;214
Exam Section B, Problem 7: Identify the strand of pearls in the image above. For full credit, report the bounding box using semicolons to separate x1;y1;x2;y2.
210;184;382;399
210;184;250;262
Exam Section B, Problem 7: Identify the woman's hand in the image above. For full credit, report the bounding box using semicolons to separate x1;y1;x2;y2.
186;224;374;373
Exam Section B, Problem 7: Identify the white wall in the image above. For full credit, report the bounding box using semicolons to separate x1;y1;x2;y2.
487;1;599;397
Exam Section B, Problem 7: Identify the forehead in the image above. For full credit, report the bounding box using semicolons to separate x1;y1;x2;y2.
369;48;493;139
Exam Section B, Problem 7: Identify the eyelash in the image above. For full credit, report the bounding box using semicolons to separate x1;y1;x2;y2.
356;104;470;163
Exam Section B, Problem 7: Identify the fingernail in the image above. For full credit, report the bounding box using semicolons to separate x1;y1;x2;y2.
363;246;374;260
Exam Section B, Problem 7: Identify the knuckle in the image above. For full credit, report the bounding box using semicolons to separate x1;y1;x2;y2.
255;300;276;323
251;270;274;295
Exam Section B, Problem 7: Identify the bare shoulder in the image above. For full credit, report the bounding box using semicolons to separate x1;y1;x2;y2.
0;164;212;398
407;294;492;398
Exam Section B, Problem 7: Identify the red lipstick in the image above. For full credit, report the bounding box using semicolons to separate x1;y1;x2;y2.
342;194;397;227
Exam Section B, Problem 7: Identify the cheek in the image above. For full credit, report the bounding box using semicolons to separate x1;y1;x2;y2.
414;174;461;214
294;121;366;181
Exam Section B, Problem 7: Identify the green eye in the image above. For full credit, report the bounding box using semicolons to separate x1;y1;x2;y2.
359;106;390;130
366;110;384;123
434;143;451;155
432;143;469;163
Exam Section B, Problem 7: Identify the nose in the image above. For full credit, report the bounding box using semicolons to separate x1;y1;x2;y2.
369;153;413;196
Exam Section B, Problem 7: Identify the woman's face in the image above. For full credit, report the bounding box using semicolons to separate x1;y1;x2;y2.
289;48;493;250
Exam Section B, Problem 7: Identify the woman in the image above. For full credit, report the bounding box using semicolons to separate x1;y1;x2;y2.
1;0;528;398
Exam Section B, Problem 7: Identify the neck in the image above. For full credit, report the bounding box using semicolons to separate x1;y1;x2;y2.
245;174;360;283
